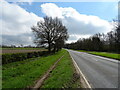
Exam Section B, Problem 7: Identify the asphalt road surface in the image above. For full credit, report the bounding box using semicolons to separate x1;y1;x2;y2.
68;50;119;88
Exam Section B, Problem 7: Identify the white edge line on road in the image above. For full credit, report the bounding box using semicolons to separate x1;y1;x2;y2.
68;51;92;89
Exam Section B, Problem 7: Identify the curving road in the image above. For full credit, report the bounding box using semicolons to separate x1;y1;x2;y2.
68;50;119;88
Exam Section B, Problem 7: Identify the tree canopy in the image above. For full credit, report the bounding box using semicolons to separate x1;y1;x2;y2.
31;16;69;52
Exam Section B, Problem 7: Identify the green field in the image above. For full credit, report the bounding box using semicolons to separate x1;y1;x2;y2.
42;50;81;88
2;50;65;88
2;49;80;88
77;50;120;60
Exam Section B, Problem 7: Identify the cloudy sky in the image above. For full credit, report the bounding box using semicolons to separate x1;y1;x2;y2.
0;0;118;46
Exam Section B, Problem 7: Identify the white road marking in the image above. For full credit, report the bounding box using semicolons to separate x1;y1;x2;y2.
68;51;92;89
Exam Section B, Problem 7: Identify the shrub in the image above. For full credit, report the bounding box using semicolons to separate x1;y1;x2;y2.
2;51;48;64
2;54;13;64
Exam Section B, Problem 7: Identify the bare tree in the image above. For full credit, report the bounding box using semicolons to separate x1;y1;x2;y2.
64;20;120;53
31;16;68;53
114;20;120;53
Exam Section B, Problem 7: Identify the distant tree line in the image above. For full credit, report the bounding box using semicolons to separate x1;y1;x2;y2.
64;20;120;54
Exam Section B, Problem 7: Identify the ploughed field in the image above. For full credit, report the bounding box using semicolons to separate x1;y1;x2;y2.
1;48;47;54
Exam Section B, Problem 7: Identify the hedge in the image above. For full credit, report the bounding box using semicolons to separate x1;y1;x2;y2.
2;51;48;64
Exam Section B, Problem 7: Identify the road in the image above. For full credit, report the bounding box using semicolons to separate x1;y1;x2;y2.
68;50;119;88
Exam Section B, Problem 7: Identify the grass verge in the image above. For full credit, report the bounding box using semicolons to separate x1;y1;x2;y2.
41;50;81;88
77;50;120;60
2;50;65;88
88;52;120;60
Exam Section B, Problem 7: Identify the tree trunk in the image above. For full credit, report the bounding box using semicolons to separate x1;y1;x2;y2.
53;44;56;53
48;43;51;53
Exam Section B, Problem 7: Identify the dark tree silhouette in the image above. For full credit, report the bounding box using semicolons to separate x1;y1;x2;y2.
64;25;120;53
114;20;120;53
31;16;68;53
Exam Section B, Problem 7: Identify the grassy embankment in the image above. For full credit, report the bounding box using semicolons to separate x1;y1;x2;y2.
77;50;120;60
2;49;81;88
3;50;64;88
42;50;81;88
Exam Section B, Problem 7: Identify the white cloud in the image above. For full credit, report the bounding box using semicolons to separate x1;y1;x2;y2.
41;3;63;18
41;3;113;43
1;0;43;35
0;0;43;45
69;34;91;40
1;1;114;45
2;34;34;45
66;34;91;43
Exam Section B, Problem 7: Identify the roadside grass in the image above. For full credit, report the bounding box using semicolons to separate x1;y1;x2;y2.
41;50;81;88
2;49;65;88
77;50;89;52
77;50;120;60
0;65;2;90
88;52;120;60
